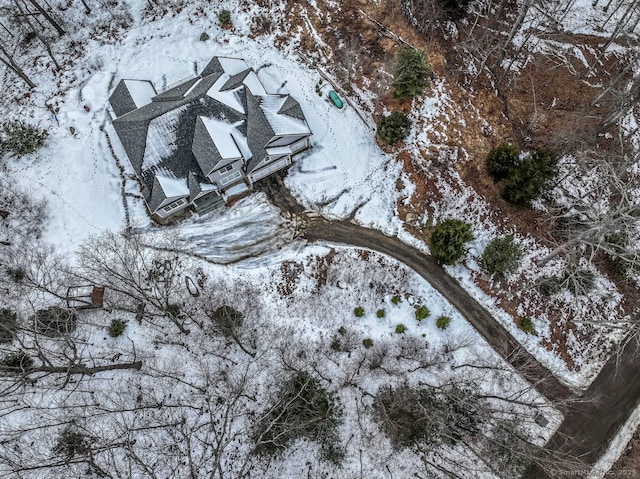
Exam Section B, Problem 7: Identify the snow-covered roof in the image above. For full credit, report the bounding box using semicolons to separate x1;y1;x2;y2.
266;145;295;156
206;75;245;114
124;80;156;108
218;57;250;75
242;71;267;96
155;171;189;199
258;94;311;136
200;117;243;160
141;105;187;172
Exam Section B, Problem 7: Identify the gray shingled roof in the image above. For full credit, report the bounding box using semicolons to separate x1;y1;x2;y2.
188;171;203;199
200;57;224;78
245;88;275;174
152;77;200;102
278;95;306;121
221;69;251;91
192;116;222;175
109;80;138;117
109;56;311;211
148;175;168;213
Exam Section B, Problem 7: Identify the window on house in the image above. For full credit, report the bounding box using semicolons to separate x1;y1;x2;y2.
163;198;186;213
219;164;234;174
220;171;242;185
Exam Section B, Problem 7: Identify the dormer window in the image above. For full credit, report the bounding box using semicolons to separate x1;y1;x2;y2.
219;164;234;174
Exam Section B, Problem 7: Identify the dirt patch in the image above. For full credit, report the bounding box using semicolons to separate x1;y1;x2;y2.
611;425;640;477
273;0;637;370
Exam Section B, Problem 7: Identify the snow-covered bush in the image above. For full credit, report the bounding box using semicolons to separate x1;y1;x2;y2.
0;120;48;157
353;306;364;317
253;371;344;463
33;307;77;337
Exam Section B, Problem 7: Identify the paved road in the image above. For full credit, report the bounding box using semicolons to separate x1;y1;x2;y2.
258;175;640;478
525;335;640;478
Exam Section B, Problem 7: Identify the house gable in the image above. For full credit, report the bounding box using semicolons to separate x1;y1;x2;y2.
192;116;223;176
278;95;306;121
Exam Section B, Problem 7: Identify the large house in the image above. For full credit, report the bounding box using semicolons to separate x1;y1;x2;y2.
108;56;312;220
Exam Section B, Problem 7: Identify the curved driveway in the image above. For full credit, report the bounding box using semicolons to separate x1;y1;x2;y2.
258;176;640;478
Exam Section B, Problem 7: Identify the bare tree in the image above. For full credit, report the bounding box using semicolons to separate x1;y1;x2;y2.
0;41;36;88
11;0;61;70
74;231;191;333
538;152;640;274
22;0;66;36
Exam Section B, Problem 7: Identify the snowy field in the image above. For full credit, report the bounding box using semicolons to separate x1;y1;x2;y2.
1;0;639;475
1;0;633;388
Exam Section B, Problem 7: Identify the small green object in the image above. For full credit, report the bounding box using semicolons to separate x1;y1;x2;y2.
354;307;364;317
436;315;451;330
328;90;343;109
362;338;374;349
395;324;407;334
391;295;402;305
517;316;536;334
108;319;127;338
415;305;430;321
218;9;232;26
376;309;385;318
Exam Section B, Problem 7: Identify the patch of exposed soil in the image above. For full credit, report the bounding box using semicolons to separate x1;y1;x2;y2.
611;425;640;477
268;0;637;370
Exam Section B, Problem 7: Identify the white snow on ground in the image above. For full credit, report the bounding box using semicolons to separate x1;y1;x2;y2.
1;0;623;388
538;0;638;38
6;71;125;257
1;0;638;475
